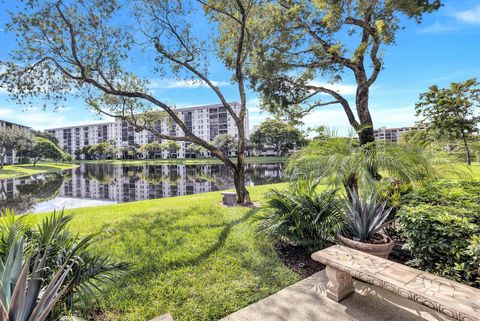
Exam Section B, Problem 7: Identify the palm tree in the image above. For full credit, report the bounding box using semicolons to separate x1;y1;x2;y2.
287;130;449;196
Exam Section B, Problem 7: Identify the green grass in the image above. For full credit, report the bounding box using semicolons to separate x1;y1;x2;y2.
78;156;287;165
61;183;296;321
0;162;79;179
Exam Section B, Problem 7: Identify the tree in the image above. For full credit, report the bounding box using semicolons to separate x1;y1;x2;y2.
250;1;440;146
416;79;480;165
250;119;306;156
1;0;262;205
139;141;164;158
161;141;181;158
186;143;207;158
0;126;34;168
25;137;65;165
212;134;237;156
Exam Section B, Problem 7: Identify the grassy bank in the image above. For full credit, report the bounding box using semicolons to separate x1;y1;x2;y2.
0;162;79;179
78;156;287;166
63;183;297;321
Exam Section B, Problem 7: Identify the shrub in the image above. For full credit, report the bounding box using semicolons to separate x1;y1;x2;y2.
254;179;343;251
398;181;480;287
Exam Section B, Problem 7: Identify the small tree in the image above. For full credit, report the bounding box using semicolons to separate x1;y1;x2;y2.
161;141;181;158
0;126;34;168
250;119;306;156
139;141;164;159
212;134;237;156
25;137;65;166
416;79;480;165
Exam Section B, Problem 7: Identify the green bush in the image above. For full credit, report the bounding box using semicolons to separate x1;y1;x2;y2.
398;181;480;287
254;180;343;251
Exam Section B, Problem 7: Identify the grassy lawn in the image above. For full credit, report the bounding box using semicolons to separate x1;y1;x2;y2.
78;156;287;166
62;182;297;321
0;162;79;179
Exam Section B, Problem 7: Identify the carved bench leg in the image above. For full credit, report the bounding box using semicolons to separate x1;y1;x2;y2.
325;265;354;302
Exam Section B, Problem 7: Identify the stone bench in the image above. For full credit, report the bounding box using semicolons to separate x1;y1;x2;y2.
311;245;480;321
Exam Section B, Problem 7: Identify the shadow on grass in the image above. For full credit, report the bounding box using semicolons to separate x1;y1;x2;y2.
97;205;259;272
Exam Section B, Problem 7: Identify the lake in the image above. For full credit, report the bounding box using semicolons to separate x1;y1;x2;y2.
0;162;285;214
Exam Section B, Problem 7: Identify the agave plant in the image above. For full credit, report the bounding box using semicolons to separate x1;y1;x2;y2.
254;179;343;251
340;188;393;242
0;235;76;321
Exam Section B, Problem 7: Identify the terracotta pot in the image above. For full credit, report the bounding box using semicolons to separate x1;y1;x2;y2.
336;234;394;259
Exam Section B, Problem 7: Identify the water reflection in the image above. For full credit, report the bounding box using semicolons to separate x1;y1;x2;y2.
0;162;284;214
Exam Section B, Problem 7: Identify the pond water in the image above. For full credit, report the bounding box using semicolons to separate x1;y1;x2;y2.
0;162;285;214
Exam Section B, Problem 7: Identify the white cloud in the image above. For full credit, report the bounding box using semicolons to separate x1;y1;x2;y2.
309;82;357;96
148;78;231;90
418;22;456;33
454;5;480;25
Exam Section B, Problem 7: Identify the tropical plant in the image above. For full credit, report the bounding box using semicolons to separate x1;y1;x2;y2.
0;210;128;319
254;179;343;251
287;131;449;196
340;189;393;242
398;181;480;287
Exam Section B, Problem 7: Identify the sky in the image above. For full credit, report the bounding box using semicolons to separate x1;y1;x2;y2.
0;0;480;133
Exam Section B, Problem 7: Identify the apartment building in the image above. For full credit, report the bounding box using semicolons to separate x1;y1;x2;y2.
46;102;249;159
0;119;30;165
45;122;116;155
373;124;426;143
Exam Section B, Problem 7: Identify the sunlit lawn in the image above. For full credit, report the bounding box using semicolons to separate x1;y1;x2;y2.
63;183;297;321
0;162;79;179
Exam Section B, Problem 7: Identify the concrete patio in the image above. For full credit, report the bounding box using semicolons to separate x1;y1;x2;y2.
221;270;454;321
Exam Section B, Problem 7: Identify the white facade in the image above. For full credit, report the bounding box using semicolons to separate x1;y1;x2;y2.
45;122;116;155
45;102;249;159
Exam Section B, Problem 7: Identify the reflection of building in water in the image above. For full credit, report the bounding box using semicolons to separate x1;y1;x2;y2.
57;164;229;203
0;163;284;213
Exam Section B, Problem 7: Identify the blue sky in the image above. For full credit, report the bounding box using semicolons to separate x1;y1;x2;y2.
0;0;480;133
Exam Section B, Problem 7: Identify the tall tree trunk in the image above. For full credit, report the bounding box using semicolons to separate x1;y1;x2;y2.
233;165;251;205
356;85;381;180
461;132;472;165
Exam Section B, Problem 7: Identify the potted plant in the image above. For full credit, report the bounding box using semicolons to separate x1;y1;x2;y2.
336;188;394;258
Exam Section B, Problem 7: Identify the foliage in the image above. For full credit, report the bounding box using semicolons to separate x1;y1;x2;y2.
340;188;393;242
161;141;181;152
416;78;480;165
0;210;128;319
287;135;440;194
77;141;117;160
250;0;440;144
0;126;34;168
398;181;480;287
250;119;306;156
25;137;68;166
254;180;342;251
212;134;236;155
139;141;163;155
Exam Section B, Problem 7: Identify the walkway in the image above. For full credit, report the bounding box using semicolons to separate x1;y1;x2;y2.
221;270;453;321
